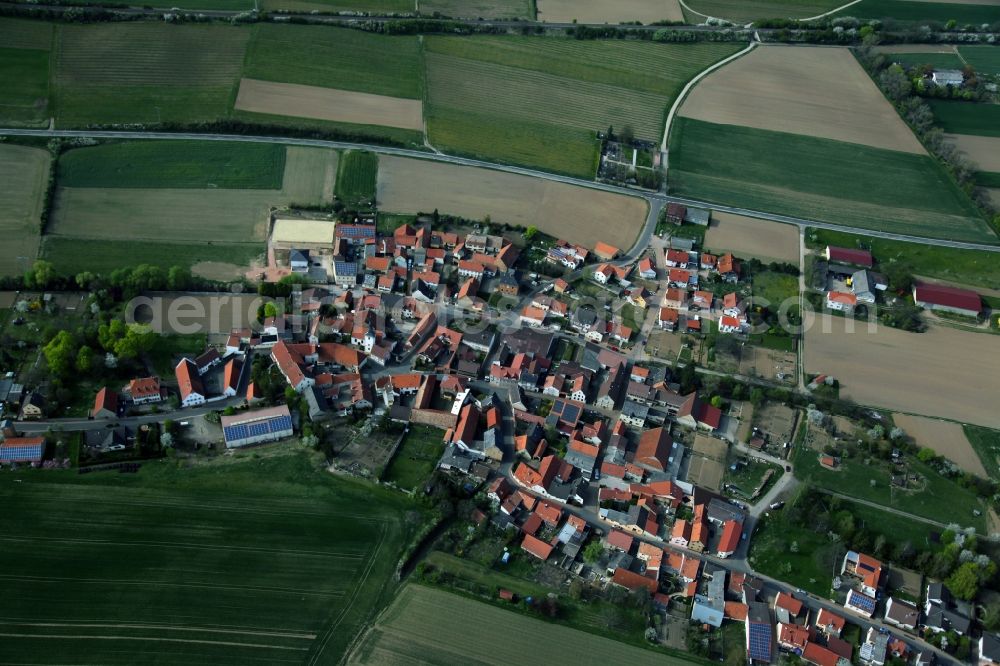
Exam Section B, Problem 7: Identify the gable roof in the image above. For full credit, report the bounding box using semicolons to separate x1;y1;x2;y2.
775;591;803;616
827;245;873;267
611;567;658;594
913;281;981;313
175;358;204;401
634;427;672;471
93;387;118;415
520;533;554;560
717;519;742;554
127;376;160;399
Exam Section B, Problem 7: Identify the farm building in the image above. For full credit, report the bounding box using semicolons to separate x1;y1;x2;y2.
175;359;206;407
221;405;293;449
0;436;45;465
271;218;337;251
931;70;964;86
826;291;857;313
912;282;981;318
91;387;119;420
825;246;873;268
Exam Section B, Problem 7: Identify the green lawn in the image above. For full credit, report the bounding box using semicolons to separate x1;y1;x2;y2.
0;451;415;666
885;51;964;71
335;150;379;208
376;212;417;236
42;238;263;276
147;334;208;376
0;47;50;125
964;425;1000;481
751;271;799;309
425;37;743;177
960;46;1000;78
805;227;1000;289
0;18;54;51
929;100;1000;137
684;0;846;21
57;141;286;189
261;0;411;11
725;459;782;499
382;424;446;491
748;513;842;596
837;0;1000;25
244;24;424;99
669;117;994;242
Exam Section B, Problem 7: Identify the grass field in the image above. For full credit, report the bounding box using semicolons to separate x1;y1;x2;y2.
0;47;50;126
684;0;846;20
964;425;1000;482
261;0;411;11
752;271;799;309
382;425;445;491
419;0;533;18
336;151;379;208
245;25;423;99
929;100;1000;138
0;18;54;50
836;0;1000;25
886;51;965;70
350;585;684;665
669;118;993;242
53;23;248;127
424;37;742;176
0;144;50;276
57;141;286;189
0;451;415;666
977;171;1000;188
41;237;264;276
538;0;682;23
805;226;1000;289
960;46;1000;77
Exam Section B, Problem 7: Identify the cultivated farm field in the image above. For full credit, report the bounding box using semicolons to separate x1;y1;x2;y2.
804;315;1000;428
678;46;925;154
0;19;53;127
947;134;1000;173
261;0;411;11
349;585;669;665
0;452;414;666
424;36;743;176
669;117;994;242
929;100;1000;137
892;412;987;477
0;144;50;276
420;0;534;18
960;45;1000;77
683;0;846;20
537;0;683;23
702;212;799;264
377;156;648;248
835;0;1000;26
336;151;379;208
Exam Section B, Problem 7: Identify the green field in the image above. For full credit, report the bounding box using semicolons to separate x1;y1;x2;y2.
419;0;533;18
0;18;54;50
669;117;994;242
57;141;286;189
51;23;248;127
261;0;411;11
685;0;845;21
929;100;1000;137
752;271;799;308
885;51;964;71
41;237;264;276
838;0;1000;25
0;47;50;125
0;143;50;276
805;227;1000;289
0;451;415;666
244;25;423;99
382;425;446;491
335;150;379;208
425;37;743;176
960;46;1000;78
349;584;689;665
964;425;1000;481
976;171;1000;188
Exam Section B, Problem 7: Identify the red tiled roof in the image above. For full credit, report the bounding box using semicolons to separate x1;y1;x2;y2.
827;245;873;267
725;601;748;621
535;500;563;527
803;642;840;666
816;608;846;634
93;387;118;415
593;241;620;259
612;567;658;594
520;533;554;560
521;512;543;536
827;290;857;306
635;427;672;471
717;519;742;554
175;359;204;401
913;281;981;313
127;376;160;400
775;591;804;616
607;529;634;552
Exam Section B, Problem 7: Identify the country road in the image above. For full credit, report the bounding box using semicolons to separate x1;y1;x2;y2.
4;128;998;253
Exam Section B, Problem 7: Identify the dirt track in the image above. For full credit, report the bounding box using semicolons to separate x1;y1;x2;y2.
804;315;1000;428
537;0;682;23
679;45;925;154
892;413;987;477
703;212;799;264
235;78;424;131
377;156;648;249
946;134;1000;173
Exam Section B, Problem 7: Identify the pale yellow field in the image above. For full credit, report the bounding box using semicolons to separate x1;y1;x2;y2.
537;0;683;23
892;413;987;477
377;156;648;249
703;211;799;264
234;78;424;131
0;144;49;276
804;315;1000;428
947;134;1000;173
679;45;926;154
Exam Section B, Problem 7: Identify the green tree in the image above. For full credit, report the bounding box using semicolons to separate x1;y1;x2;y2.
917;447;937;463
43;330;77;378
25;260;57;290
749;388;765;408
113;326;157;359
75;345;94;373
524;226;538;242
583;540;605;563
98;319;128;352
167;266;192;291
946;562;980;601
263;302;278;319
74;271;96;290
710;395;724;409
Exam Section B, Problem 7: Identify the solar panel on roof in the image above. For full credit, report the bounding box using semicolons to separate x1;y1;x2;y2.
748;622;771;660
849;590;876;613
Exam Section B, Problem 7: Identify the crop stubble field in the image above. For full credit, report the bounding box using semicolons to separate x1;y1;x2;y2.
0;453;412;666
0;144;50;276
804;316;1000;429
702;212;799;264
892;413;987;477
349;585;670;665
377;156;648;248
536;0;683;23
946;134;1000;174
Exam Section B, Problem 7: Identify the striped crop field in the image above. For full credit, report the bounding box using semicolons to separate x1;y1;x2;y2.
424;36;744;176
336;150;379;208
684;0;845;21
0;452;414;666
53;23;249;126
0;144;50;276
418;0;534;18
0;17;53;50
960;46;1000;78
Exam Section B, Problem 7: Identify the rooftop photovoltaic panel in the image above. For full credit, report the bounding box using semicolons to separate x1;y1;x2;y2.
0;444;44;462
848;590;876;613
748;622;772;660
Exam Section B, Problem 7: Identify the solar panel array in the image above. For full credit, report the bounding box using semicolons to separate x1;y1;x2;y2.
0;444;44;462
848;589;877;614
338;225;375;239
223;415;293;445
334;261;357;276
747;622;772;661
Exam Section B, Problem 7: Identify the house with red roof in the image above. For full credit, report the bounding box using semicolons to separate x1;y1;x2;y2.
126;376;162;404
92;387;119;420
0;436;46;465
826;245;873;268
638;257;657;279
774;591;804;620
717;519;742;558
777;622;813;651
607;529;635;552
815;608;846;637
802;642;841;666
676;393;722;431
717;253;740;282
611;567;659;594
222;358;242;397
666;249;691;268
842;550;882;597
670;518;692;548
913;281;982;318
593;241;620;260
175;358;206;407
668;268;693;288
520;533;554;561
826;290;858;313
689;504;709;552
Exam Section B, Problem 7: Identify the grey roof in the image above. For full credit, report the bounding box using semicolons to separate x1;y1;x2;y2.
621;400;649;420
885;597;919;626
982;634;1000;661
685;207;711;226
669;237;696;251
334;261;357;277
707;497;744;525
290;249;309;264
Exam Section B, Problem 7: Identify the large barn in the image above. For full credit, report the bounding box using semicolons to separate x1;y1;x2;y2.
221;405;293;449
912;282;982;318
0;436;46;465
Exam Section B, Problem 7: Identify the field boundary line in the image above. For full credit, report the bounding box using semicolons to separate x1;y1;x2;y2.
677;0;710;21
0;632;309;650
0;534;367;559
0;621;316;639
799;0;863;21
660;40;757;153
0;573;347;597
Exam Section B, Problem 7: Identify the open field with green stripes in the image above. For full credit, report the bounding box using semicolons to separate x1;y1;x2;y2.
961;45;1000;77
0;144;50;276
684;0;845;21
349;585;677;666
929;100;1000;137
0;451;416;666
964;425;1000;481
424;36;742;176
421;0;534;18
336;150;379;208
669;118;993;241
537;0;682;23
836;0;1000;25
884;51;965;70
261;0;411;11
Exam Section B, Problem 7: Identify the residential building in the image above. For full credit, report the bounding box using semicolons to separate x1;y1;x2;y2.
980;633;1000;666
175;358;206;407
717;520;742;558
842;551;882;597
826;290;857;313
127;376;162;404
0;436;46;465
932;69;964;86
92;387;119;419
884;597;919;631
746;601;774;664
924;582;971;635
860;627;889;666
691;570;726;628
